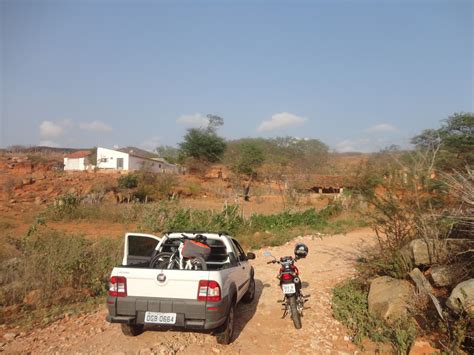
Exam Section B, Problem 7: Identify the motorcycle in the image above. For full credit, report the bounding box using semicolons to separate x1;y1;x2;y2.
264;243;309;329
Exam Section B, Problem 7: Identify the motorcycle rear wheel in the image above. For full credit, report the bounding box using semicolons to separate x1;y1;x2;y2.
288;295;302;329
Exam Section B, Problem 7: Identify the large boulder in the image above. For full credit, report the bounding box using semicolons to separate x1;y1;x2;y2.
368;276;414;322
430;264;465;287
446;279;474;317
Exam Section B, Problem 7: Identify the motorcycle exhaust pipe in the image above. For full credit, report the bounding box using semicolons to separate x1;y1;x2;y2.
293;277;300;284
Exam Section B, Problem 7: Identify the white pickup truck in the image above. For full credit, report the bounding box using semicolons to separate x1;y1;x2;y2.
106;231;256;344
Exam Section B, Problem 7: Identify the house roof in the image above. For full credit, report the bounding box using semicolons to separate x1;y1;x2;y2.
117;146;162;161
64;150;91;159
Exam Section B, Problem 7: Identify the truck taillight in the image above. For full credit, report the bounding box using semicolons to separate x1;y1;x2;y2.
197;280;221;302
108;276;127;297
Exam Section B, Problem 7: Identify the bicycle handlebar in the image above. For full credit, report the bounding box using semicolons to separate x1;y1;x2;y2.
180;233;208;243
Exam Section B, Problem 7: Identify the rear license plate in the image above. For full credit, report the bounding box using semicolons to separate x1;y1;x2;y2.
282;283;296;294
144;312;177;324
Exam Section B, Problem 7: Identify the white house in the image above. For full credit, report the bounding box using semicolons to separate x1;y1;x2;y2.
96;147;178;173
63;150;93;171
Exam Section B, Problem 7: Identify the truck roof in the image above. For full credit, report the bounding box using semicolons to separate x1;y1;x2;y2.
165;231;231;237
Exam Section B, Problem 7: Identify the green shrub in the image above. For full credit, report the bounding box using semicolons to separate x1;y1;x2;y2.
332;279;390;344
47;193;81;220
118;174;138;189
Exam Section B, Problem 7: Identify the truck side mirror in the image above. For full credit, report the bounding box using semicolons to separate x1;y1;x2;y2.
246;252;256;260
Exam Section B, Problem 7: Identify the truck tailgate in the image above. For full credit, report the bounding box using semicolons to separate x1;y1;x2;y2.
114;268;210;299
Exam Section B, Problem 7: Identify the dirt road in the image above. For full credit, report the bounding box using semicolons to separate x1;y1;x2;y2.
3;229;386;354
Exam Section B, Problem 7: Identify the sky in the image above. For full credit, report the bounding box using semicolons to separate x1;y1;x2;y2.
1;0;472;152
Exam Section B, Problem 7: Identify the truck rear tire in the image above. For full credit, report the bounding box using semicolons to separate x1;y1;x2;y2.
215;302;235;345
121;323;144;336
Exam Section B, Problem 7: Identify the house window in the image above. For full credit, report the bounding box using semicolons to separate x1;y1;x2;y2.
100;158;108;163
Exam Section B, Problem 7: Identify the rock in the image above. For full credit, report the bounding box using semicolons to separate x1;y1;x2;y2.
402;239;471;267
33;173;46;180
410;239;437;265
22;178;34;186
446;278;474;317
368;276;414;322
3;332;18;341
409;268;434;294
409;339;440;354
430;264;465;287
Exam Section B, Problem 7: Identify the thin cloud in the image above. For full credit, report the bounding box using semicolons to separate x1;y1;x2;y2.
365;123;398;133
79;120;112;132
176;113;209;127
39;120;64;138
257;112;307;132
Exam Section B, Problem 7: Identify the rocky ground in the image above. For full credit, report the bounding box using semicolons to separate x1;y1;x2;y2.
1;229;396;354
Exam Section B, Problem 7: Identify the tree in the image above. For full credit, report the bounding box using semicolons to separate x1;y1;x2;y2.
412;112;474;170
155;145;181;164
230;142;265;201
206;114;224;132
179;115;226;164
231;142;265;176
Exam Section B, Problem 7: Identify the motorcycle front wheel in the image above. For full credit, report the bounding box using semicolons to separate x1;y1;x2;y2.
288;295;302;329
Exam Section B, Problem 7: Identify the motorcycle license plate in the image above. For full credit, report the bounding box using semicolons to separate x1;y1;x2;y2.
144;311;176;324
282;283;296;294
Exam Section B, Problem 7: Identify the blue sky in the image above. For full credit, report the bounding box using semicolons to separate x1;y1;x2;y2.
1;0;472;152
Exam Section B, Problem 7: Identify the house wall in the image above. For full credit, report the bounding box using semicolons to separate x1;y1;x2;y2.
95;147;179;173
129;156;173;173
64;157;86;171
96;147;129;170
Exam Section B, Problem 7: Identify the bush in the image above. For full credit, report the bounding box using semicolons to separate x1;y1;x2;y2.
47;193;81;220
118;174;138;189
0;229;122;312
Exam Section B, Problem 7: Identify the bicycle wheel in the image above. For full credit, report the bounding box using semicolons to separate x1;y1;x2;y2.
149;252;173;269
190;256;207;271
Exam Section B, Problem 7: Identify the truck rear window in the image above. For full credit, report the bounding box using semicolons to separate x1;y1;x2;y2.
128;235;159;257
160;238;228;262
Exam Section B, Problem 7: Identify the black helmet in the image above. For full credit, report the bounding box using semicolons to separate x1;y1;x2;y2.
294;243;308;258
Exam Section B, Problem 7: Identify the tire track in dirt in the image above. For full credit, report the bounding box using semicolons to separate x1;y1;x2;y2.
3;229;389;354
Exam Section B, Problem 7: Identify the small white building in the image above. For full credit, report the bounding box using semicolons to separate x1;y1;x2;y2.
63;151;93;171
96;147;178;173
